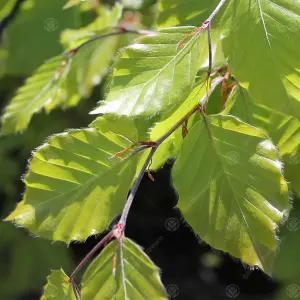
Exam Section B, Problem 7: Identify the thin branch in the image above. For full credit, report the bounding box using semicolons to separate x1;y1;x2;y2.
69;27;155;55
206;0;227;23
207;24;213;76
69;230;115;283
118;146;157;226
0;0;26;40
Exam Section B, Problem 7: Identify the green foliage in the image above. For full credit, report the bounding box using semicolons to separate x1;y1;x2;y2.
6;128;137;243
221;0;300;119
1;3;122;134
91;26;202;119
172;115;289;273
1;0;300;298
81;238;167;299
41;269;75;300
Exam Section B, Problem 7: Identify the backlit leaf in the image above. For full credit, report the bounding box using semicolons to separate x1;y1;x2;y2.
6;128;137;243
172;115;290;273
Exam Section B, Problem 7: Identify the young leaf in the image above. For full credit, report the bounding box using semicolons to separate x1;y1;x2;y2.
6;128;137;243
91;26;202;120
80;238;167;299
1;55;79;135
41;269;75;300
227;86;300;196
60;3;123;98
221;0;300;120
172;115;290;274
1;4;122;135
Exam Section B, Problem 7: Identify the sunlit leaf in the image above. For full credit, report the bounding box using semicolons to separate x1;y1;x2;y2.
0;55;80;134
221;0;300;120
91;26;202;120
41;269;75;300
6;128;137;243
172;115;290;273
1;4;122;134
80;238;167;299
227;86;300;196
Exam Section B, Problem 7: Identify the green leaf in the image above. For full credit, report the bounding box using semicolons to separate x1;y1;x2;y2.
139;74;209;171
227;86;300;196
221;0;300;120
81;238;167;299
156;0;219;28
41;269;75;300
3;0;80;76
1;55;79;134
172;114;290;273
6;128;137;243
91;26;202;119
61;3;123;98
1;4;123;135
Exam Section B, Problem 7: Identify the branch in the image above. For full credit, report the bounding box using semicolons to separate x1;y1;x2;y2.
0;0;26;40
68;27;155;55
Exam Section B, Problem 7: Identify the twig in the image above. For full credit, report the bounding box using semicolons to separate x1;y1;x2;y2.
206;0;227;23
68;27;155;55
69;230;115;298
118;146;157;226
0;0;26;40
207;24;213;77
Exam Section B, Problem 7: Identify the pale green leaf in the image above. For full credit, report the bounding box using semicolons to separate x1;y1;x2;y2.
6;128;137;243
227;86;300;196
137;74;208;171
1;4;122;134
41;269;75;300
1;55;79;134
221;0;300;120
91;26;202;119
81;238;167;299
172;115;290;273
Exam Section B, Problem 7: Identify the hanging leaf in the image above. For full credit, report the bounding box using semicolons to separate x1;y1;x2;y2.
172;114;290;273
1;4;123;135
6;128;138;243
221;0;300;120
0;55;79;135
80;238;167;299
91;26;202;120
227;86;300;196
41;269;75;300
